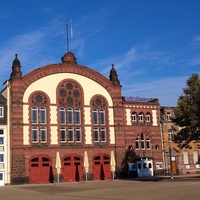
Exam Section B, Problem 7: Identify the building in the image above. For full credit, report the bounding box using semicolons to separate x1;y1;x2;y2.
160;107;200;175
0;93;8;186
1;51;163;184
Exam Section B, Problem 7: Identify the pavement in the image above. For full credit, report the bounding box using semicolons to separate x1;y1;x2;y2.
1;175;200;200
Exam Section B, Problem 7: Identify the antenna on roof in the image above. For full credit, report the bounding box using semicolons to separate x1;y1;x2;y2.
66;19;69;52
70;17;73;51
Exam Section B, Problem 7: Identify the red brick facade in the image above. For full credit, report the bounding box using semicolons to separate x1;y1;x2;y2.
8;52;163;184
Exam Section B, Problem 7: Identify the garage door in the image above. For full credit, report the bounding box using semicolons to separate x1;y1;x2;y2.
29;155;52;184
62;154;83;182
93;153;111;180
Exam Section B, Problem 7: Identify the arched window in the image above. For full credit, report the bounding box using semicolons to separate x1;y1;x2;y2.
93;108;98;125
131;112;137;122
57;80;83;145
67;107;73;124
135;133;151;151
40;106;46;124
140;133;145;149
146;112;151;122
75;108;81;124
139;112;143;122
100;108;105;125
31;106;38;124
91;96;108;145
59;107;66;124
30;93;49;144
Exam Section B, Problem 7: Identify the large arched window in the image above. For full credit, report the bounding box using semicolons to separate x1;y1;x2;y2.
91;96;108;145
57;80;83;145
30;93;49;145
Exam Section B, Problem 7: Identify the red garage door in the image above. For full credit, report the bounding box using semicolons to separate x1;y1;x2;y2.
93;153;111;180
29;155;53;184
62;154;83;182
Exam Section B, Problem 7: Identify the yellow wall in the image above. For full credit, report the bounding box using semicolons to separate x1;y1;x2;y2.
22;73;115;145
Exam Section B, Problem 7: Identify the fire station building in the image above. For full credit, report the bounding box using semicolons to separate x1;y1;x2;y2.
1;51;163;184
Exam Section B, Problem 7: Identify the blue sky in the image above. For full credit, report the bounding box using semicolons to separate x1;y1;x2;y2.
0;0;200;106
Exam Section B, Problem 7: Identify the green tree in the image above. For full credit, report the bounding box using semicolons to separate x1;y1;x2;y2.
173;73;200;148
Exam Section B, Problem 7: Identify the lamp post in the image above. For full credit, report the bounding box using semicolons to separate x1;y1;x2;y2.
169;147;173;179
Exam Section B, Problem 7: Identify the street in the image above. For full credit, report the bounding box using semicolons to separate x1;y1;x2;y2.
1;178;200;200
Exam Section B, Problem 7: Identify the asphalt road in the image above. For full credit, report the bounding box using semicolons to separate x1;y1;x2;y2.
1;179;200;200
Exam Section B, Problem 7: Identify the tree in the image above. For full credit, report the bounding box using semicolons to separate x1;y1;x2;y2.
173;73;200;148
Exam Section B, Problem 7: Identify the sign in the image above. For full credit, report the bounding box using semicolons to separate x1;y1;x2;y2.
124;96;155;103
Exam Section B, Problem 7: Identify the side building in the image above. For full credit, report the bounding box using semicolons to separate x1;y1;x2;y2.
2;51;163;184
0;94;8;186
160;106;200;175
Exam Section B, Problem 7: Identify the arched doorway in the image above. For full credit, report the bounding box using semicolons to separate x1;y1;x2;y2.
29;155;53;184
62;154;83;182
93;153;111;180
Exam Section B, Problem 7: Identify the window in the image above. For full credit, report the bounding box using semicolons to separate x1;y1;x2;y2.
91;96;108;144
0;154;4;163
0;137;4;145
135;137;139;150
75;128;81;142
40;106;46;124
101;128;106;142
140;133;145;149
0;129;4;145
67;108;73;124
40;127;47;142
146;136;151;149
93;109;98;125
57;80;83;145
146;113;151;122
59;107;66;124
139;112;143;122
31;106;38;124
135;133;151;151
68;128;74;142
131;112;137;122
75;108;81;124
30;93;49;144
60;127;66;142
100;109;105;125
167;112;171;121
94;128;99;142
0;107;3;118
168;129;174;142
32;127;38;143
